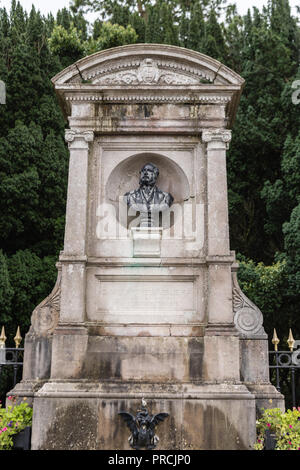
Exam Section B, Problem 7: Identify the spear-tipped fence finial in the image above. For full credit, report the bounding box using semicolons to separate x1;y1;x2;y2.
14;326;22;349
287;328;295;352
0;326;7;349
272;328;280;351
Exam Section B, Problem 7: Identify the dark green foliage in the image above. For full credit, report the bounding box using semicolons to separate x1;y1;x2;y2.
145;1;178;45
236;254;299;343
85;21;138;54
0;122;68;256
48;24;85;69
227;1;299;262
283;204;300;298
129;12;146;42
0;250;14;327
6;251;57;337
204;8;227;61
0;2;70;347
186;1;205;51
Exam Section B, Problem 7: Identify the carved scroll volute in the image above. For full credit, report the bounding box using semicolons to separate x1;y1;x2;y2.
30;263;61;337
232;264;266;338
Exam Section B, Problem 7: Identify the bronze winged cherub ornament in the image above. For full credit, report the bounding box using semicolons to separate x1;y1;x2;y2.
118;398;169;450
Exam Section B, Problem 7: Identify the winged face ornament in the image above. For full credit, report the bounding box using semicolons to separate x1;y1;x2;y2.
118;399;169;450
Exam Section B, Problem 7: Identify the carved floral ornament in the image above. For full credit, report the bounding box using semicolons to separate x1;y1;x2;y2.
89;58;204;86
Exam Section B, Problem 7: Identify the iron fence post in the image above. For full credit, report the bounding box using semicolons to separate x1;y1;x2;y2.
291;366;296;409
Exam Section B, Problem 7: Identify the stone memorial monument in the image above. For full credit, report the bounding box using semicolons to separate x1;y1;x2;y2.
10;44;284;450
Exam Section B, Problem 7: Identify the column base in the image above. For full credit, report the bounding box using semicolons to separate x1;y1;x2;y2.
245;383;285;416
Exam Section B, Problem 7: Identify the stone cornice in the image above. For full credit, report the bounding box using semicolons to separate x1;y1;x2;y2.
55;87;238;130
61;87;234;104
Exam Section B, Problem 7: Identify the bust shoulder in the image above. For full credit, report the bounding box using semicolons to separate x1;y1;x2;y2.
124;188;141;205
124;189;137;197
160;190;174;206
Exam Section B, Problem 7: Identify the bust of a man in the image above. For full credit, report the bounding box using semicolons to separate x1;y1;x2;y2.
124;163;174;227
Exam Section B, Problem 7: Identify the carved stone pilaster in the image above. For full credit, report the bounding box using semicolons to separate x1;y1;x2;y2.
63;129;94;256
204;128;231;256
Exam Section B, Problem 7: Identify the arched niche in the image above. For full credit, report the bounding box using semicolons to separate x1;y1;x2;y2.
105;153;190;229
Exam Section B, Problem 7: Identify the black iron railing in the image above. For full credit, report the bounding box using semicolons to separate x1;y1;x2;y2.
269;328;300;409
269;350;300;408
0;347;24;388
0;325;299;408
0;326;24;395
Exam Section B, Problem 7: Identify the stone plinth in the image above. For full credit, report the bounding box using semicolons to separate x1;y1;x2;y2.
31;382;256;450
10;44;284;450
131;227;163;257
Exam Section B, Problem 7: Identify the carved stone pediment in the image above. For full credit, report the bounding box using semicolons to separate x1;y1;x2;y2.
53;44;244;88
52;45;244;127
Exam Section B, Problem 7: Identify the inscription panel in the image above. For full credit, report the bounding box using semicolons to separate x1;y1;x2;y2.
87;274;201;324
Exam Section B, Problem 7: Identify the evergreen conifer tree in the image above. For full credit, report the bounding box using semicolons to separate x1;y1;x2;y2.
186;1;205;52
0;250;14;326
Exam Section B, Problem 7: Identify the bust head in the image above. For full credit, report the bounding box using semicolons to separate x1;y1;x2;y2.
139;163;159;187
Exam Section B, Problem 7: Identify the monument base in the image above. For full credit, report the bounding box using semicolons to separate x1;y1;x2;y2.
30;381;257;450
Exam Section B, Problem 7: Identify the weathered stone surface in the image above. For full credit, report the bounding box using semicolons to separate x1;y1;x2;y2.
10;44;284;450
32;398;98;450
31;382;256;450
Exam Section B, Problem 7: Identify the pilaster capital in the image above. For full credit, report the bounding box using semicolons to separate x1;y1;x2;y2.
65;129;94;148
202;129;232;149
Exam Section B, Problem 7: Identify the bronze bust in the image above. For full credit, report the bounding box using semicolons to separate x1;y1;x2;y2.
124;163;174;227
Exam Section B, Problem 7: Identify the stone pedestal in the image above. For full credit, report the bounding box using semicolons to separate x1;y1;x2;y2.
131;227;163;257
10;44;284;450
